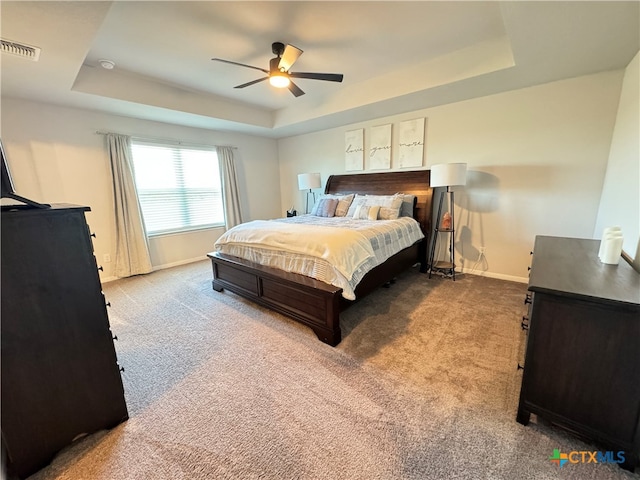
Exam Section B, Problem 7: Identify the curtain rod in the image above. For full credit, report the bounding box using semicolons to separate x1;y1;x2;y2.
95;131;237;150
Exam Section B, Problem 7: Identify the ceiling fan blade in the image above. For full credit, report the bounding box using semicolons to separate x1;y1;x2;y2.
278;44;303;72
212;58;268;74
234;77;268;89
290;72;344;83
288;80;305;97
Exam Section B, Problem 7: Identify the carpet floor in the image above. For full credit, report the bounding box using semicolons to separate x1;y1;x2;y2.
28;260;638;479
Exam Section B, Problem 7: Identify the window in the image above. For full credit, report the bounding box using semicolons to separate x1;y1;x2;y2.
130;140;224;235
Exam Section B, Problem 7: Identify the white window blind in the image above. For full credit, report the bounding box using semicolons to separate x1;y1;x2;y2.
130;141;224;235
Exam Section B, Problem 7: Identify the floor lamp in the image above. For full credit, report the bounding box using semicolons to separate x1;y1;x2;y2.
428;163;467;280
297;172;321;214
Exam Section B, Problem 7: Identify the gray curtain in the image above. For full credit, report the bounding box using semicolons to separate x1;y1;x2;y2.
217;146;243;229
106;133;153;277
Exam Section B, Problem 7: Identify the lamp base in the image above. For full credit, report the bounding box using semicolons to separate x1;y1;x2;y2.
305;190;316;214
430;262;456;279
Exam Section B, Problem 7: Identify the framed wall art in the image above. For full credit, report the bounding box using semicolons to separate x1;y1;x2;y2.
369;124;392;170
398;118;425;168
345;128;364;171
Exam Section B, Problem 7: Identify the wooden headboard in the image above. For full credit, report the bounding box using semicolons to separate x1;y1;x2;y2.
325;170;433;236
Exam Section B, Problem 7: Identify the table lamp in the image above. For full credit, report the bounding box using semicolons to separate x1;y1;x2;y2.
297;173;321;214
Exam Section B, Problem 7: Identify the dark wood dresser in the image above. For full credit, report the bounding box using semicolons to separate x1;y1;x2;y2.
1;204;128;479
517;235;640;471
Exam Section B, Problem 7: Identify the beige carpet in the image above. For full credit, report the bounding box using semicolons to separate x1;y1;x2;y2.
28;261;637;479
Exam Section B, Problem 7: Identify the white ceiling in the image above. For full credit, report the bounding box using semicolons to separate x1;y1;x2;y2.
1;1;638;139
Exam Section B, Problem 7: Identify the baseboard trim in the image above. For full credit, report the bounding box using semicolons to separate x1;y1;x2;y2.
100;256;208;284
460;268;529;284
100;257;528;285
151;256;208;272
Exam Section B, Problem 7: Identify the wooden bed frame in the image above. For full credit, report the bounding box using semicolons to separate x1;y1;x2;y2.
207;170;433;346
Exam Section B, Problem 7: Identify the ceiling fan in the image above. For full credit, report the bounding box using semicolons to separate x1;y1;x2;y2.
212;42;344;97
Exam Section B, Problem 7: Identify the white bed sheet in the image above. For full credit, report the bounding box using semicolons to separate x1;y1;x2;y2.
214;215;424;300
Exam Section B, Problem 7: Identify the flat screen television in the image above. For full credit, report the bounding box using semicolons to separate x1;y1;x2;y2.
1;139;49;208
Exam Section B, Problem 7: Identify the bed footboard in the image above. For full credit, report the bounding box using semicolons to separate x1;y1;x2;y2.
208;252;343;346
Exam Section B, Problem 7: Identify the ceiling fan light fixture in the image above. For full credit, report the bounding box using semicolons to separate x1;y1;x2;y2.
212;41;342;97
269;72;290;88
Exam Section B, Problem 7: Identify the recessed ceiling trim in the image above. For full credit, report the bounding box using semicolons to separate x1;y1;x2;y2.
1;38;41;61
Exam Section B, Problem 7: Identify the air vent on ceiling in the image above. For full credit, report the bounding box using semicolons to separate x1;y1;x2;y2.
1;39;41;61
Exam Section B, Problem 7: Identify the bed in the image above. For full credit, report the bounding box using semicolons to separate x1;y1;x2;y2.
207;170;433;346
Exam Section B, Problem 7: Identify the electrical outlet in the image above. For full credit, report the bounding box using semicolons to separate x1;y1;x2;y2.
103;254;111;263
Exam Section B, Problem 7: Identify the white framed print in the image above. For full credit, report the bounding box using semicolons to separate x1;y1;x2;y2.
345;129;364;171
398;118;425;168
369;124;392;170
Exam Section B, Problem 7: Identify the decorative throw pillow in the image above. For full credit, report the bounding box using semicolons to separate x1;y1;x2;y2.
367;205;381;220
310;197;322;216
351;194;402;220
334;194;354;217
314;198;338;217
311;194;354;217
353;204;380;220
347;194;402;220
398;194;416;217
377;194;403;220
310;195;329;216
346;194;366;217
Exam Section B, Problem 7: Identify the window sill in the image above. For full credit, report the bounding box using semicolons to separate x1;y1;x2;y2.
147;224;225;238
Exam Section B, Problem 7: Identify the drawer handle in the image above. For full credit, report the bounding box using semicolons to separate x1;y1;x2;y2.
517;363;524;370
119;365;125;373
524;294;532;305
98;266;104;272
527;266;531;271
113;334;118;341
105;301;111;307
521;316;529;330
91;233;96;238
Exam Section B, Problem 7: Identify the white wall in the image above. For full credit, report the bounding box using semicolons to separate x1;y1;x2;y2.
594;51;640;271
1;69;627;285
278;70;624;282
1;98;280;281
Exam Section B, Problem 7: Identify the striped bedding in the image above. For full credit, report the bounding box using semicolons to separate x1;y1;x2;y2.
214;215;424;300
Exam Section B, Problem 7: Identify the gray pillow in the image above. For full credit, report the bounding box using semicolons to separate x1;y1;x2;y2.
399;194;416;217
314;198;338;217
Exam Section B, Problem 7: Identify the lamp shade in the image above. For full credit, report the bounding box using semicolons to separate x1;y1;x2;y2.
298;173;321;190
430;163;467;188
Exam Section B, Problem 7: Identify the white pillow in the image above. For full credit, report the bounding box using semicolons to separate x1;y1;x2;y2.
347;194;403;220
345;194;366;217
